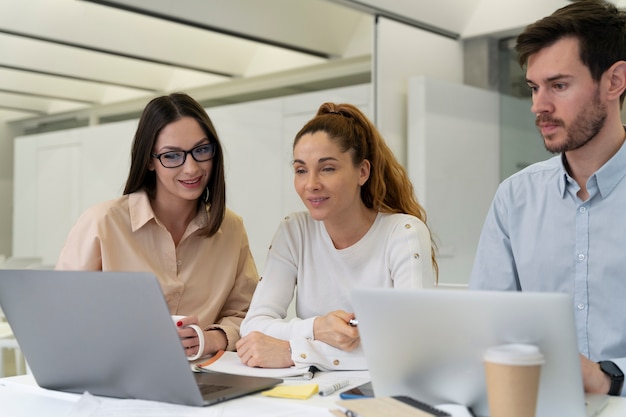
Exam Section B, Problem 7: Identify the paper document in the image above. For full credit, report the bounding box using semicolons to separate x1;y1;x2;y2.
0;380;77;417
66;391;330;417
434;404;475;417
334;397;474;417
66;392;205;417
197;351;314;379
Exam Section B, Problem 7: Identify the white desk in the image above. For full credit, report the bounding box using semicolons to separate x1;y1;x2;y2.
2;373;626;417
0;372;368;417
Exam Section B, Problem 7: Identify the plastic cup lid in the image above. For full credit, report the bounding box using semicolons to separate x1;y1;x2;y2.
484;343;545;365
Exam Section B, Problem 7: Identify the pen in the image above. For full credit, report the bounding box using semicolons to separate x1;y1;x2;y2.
319;379;350;396
283;365;320;380
348;319;358;327
288;371;314;380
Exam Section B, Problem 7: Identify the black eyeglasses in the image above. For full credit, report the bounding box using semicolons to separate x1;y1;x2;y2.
151;143;216;168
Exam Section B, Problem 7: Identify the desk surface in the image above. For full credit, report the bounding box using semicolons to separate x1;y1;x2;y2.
2;373;626;417
0;372;367;417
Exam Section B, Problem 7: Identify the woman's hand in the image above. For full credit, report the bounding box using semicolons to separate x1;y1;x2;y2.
175;315;226;358
313;310;360;351
236;331;294;368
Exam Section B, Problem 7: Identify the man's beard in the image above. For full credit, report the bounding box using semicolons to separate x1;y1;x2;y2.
536;89;606;154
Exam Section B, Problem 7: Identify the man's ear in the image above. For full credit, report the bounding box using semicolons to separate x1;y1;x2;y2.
605;60;626;102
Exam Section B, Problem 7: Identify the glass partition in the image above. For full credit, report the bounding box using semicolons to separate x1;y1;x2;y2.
498;37;552;181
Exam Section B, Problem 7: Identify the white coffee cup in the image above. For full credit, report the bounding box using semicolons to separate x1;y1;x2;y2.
171;315;205;361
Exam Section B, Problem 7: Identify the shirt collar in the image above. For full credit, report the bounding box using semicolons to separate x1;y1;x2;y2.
128;190;209;233
557;154;570;198
595;138;626;198
129;190;155;231
558;134;626;199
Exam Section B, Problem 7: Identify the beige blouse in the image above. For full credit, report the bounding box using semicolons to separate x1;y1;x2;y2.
56;190;258;350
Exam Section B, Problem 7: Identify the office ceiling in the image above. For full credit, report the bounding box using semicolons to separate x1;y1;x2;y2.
0;0;490;124
0;0;592;124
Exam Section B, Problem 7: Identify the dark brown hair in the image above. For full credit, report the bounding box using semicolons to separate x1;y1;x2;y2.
294;102;438;277
123;93;226;237
516;0;626;105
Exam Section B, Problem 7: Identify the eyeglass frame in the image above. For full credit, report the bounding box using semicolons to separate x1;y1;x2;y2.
151;143;217;168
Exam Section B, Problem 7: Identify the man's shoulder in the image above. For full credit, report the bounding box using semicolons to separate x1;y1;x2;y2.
501;155;561;188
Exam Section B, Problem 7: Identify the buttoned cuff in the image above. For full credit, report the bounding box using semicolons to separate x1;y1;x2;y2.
289;338;368;371
207;325;238;351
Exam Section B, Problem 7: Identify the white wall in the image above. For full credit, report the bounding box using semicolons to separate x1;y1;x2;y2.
13;120;136;264
12;84;371;268
408;76;501;285
374;17;463;165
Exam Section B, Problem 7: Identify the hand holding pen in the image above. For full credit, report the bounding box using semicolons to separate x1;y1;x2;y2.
313;310;360;351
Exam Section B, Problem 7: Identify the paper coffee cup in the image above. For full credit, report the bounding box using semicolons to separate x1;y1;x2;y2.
172;315;205;361
484;344;544;417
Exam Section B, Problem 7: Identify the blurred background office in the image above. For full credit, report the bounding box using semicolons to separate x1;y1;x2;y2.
3;0;619;285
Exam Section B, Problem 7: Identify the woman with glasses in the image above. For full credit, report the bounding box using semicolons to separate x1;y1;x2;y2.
236;102;437;371
56;93;258;359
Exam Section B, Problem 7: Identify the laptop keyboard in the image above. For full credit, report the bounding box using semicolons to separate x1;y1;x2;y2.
392;395;451;416
198;383;231;395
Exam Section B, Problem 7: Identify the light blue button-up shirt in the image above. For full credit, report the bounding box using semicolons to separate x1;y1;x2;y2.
470;140;626;391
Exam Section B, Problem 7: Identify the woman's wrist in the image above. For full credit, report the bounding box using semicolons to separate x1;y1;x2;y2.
204;328;228;355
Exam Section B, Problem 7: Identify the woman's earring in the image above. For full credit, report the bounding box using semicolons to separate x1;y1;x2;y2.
204;187;210;203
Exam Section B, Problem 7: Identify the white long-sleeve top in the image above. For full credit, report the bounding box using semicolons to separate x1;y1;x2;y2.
240;211;433;370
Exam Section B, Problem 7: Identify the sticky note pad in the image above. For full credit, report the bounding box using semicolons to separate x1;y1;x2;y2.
261;383;319;399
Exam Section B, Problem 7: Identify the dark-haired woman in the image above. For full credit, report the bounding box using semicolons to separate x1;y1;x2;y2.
56;93;258;359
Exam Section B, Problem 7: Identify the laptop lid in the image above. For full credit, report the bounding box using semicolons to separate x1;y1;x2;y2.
0;269;280;406
352;289;606;417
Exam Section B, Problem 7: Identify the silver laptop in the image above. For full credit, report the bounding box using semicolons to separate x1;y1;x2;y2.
351;289;609;417
0;269;280;406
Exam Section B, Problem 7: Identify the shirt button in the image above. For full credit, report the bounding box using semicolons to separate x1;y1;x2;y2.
577;253;585;261
176;260;182;266
577;303;585;310
333;359;340;366
413;253;420;259
579;206;587;213
300;353;307;359
405;224;411;229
